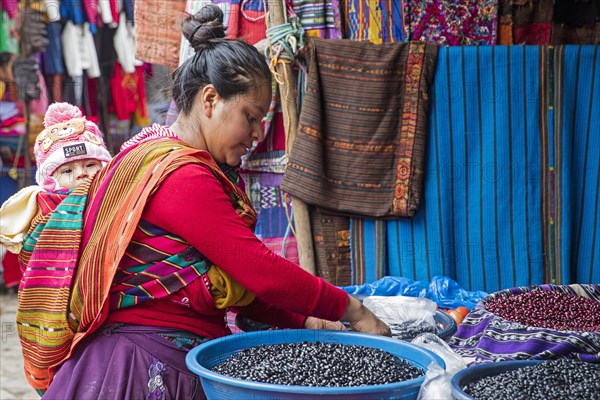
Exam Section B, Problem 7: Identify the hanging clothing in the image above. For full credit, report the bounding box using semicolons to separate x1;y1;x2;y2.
109;63;148;122
42;21;65;75
342;0;406;42
292;0;343;39
281;38;439;218
403;0;498;45
61;22;101;78
134;0;187;68
113;12;139;73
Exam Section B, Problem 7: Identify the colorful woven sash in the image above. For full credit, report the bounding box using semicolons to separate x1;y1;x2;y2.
109;220;211;310
17;183;90;389
16;137;256;389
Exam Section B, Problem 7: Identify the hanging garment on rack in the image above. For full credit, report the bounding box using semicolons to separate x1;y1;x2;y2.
134;0;187;67
292;0;343;39
497;0;553;45
403;0;498;45
350;45;600;292
281;38;438;218
61;22;101;78
44;0;60;22
342;0;406;42
60;0;85;25
42;21;65;75
1;0;19;18
241;172;300;266
114;12;140;73
310;208;351;286
109;63;148;122
0;9;19;54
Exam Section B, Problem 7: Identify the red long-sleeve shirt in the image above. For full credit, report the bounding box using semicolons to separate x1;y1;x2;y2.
107;163;349;338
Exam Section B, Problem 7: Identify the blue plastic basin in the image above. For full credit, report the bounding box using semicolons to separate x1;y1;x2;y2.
186;329;445;400
451;360;543;400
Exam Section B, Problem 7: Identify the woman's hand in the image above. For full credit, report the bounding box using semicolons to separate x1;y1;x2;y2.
304;316;347;331
342;295;391;337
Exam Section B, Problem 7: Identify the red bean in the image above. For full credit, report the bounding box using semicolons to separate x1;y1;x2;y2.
485;290;600;332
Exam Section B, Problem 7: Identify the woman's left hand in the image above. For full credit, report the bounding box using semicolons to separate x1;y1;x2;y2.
304;316;348;331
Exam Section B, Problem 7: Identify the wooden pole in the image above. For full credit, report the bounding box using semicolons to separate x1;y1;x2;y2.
267;0;316;275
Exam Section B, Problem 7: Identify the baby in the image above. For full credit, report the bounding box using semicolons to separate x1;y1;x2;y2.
0;102;112;253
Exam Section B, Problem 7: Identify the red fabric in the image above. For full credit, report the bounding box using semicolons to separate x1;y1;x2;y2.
86;77;100;121
513;23;551;45
110;163;348;336
36;192;68;215
2;251;21;287
110;0;119;24
108;62;139;121
83;0;98;26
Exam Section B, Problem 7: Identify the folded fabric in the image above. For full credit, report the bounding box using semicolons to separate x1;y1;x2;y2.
281;38;438;218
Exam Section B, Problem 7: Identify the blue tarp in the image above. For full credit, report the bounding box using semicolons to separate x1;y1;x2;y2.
340;275;488;310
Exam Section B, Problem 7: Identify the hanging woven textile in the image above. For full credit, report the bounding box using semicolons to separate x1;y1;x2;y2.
281;38;438;218
134;0;187;67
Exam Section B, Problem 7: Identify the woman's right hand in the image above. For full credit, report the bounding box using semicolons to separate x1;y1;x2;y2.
342;295;392;337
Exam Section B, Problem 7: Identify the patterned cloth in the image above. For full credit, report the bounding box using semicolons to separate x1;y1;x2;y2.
403;0;498;45
15;136;257;390
338;46;600;291
242;172;299;265
350;218;386;285
281;38;438;218
17;183;90;390
134;0;187;67
342;0;406;43
42;325;206;399
554;46;600;284
310;208;351;286
386;46;546;292
497;0;553;45
293;0;343;39
109;220;211;310
450;284;600;364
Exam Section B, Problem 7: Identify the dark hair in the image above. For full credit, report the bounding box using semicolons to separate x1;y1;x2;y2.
172;4;271;115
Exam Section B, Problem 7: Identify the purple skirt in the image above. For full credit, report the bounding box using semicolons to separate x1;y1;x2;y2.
43;325;207;400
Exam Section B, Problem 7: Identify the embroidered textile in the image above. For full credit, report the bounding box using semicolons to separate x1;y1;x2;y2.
404;0;498;45
281;38;438;218
134;0;187;67
342;0;406;43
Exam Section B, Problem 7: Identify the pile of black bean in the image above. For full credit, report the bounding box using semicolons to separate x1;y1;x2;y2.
211;341;424;387
485;290;600;331
463;359;600;400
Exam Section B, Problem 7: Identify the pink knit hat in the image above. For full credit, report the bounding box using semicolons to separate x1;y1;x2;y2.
34;102;112;191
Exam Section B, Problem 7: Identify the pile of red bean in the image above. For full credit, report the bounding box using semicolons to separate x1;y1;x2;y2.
485;290;600;331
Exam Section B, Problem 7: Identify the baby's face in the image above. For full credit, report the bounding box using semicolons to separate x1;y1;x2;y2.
52;158;102;190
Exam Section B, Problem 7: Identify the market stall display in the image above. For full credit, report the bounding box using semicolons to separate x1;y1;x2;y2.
186;329;445;400
451;359;600;400
450;284;600;363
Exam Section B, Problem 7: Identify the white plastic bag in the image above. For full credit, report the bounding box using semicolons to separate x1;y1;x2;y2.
362;296;437;339
412;333;467;377
417;361;452;400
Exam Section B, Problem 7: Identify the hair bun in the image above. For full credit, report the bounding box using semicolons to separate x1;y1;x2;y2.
182;4;226;52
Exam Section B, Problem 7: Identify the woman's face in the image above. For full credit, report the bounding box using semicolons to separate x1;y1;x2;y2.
204;81;271;166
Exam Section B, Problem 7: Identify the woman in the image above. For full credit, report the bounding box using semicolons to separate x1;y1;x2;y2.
41;5;390;398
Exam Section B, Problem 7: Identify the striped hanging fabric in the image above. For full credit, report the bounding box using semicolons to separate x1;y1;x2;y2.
555;45;600;284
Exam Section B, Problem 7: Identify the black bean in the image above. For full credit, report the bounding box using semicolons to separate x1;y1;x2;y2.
463;359;600;400
211;341;424;387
